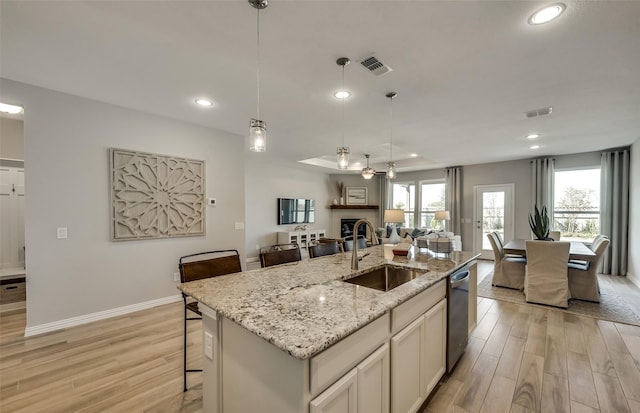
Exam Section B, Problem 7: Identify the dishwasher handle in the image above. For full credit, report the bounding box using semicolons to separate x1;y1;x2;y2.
450;271;469;289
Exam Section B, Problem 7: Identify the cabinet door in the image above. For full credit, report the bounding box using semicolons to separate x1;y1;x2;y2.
310;368;357;413
357;343;389;413
391;316;425;413
422;298;447;397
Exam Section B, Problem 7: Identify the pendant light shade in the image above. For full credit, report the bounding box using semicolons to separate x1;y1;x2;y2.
249;118;266;152
337;147;350;170
386;161;396;179
336;57;351;169
362;154;375;180
386;92;397;180
249;0;268;152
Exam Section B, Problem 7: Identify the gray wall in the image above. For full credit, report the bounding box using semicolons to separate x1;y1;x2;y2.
244;159;332;259
0;117;24;160
2;79;245;329
629;138;639;283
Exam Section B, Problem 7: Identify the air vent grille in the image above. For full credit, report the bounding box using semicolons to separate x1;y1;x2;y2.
360;56;393;76
525;107;553;118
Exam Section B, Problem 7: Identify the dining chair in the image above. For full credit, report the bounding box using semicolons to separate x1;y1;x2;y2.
342;235;367;252
178;249;242;391
568;238;609;302
589;234;608;251
492;231;524;258
487;232;526;289
259;244;302;267
524;240;570;308
549;230;561;241
309;240;342;258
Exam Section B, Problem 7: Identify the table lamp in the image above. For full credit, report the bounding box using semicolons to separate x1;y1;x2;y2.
384;209;404;244
435;210;450;231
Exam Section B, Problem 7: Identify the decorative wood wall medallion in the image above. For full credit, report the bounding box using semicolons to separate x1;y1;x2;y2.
110;148;205;240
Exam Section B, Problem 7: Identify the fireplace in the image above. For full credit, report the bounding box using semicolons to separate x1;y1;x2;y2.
340;218;367;238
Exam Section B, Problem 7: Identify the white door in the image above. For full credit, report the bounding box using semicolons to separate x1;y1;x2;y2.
391;316;425;413
422;299;447;397
473;184;514;260
310;368;358;413
357;343;389;413
0;166;25;269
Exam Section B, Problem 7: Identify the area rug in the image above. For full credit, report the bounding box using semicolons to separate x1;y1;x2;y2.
477;274;640;326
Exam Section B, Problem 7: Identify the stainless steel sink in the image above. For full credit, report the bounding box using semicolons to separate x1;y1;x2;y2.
344;265;427;292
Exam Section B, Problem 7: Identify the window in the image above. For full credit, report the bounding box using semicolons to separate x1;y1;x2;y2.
390;182;415;227
420;181;446;229
553;168;600;242
390;180;446;229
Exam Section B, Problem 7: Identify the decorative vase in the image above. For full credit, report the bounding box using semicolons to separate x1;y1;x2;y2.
332;199;338;205
340;197;344;205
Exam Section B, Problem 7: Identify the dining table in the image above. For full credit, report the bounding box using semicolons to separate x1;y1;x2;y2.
503;239;595;260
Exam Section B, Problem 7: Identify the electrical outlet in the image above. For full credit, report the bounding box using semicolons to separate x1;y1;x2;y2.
255;244;260;250
204;331;214;360
57;227;68;239
234;222;244;230
173;271;180;282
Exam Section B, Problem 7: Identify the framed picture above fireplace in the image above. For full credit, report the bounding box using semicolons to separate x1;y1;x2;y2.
346;187;367;205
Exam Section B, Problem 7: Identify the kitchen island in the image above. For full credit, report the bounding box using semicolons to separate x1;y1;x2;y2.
179;245;479;413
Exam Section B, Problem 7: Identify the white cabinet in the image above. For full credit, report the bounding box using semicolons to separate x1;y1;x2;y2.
357;343;390;413
278;229;326;250
311;343;390;413
391;317;425;413
310;368;358;413
391;294;447;413
422;299;447;397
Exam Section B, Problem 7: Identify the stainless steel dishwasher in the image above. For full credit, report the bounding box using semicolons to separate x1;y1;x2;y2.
447;264;470;373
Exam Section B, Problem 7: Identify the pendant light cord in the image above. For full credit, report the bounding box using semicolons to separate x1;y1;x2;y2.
256;8;261;119
389;96;393;162
341;64;345;147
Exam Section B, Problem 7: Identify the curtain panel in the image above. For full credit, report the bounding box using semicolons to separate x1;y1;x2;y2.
445;166;462;234
531;157;555;225
600;149;630;275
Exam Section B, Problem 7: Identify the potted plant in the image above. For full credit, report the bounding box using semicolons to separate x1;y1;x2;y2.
528;205;550;240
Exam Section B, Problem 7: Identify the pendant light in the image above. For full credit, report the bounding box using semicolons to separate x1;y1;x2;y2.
336;57;351;169
249;0;268;152
386;92;397;179
362;154;375;180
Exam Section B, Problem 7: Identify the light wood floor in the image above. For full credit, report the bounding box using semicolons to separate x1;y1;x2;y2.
2;262;639;413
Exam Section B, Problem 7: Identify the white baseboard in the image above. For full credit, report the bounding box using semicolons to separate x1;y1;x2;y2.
24;294;182;337
627;271;640;288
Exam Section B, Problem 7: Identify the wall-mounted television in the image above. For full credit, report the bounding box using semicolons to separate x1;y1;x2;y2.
278;198;315;225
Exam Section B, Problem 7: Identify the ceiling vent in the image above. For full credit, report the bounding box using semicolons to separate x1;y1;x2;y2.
525;106;553;118
360;56;393;76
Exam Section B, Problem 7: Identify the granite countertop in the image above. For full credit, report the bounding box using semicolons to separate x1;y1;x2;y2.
178;245;479;360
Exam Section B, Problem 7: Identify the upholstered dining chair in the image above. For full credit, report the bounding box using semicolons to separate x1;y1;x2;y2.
524;240;570;308
259;244;302;267
342;235;367;252
492;231;524;258
568;238;610;302
309;240;342;258
178;249;242;391
589;234;608;251
487;232;526;289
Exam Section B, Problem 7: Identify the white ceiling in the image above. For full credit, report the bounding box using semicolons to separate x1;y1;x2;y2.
2;1;639;173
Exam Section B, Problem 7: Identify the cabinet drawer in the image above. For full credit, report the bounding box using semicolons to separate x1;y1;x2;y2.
310;312;389;396
391;280;445;334
0;280;26;304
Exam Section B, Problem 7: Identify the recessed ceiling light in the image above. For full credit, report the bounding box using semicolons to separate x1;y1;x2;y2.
0;102;24;114
526;133;541;139
529;3;566;25
334;91;351;99
410;153;418;157
195;98;213;107
530;145;540;150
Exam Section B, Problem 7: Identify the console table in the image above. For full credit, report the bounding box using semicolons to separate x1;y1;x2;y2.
277;229;326;250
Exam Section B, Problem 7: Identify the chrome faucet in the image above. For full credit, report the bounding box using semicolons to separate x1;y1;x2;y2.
351;219;379;270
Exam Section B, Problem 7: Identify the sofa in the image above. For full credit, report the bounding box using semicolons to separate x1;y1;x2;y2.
377;227;462;251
